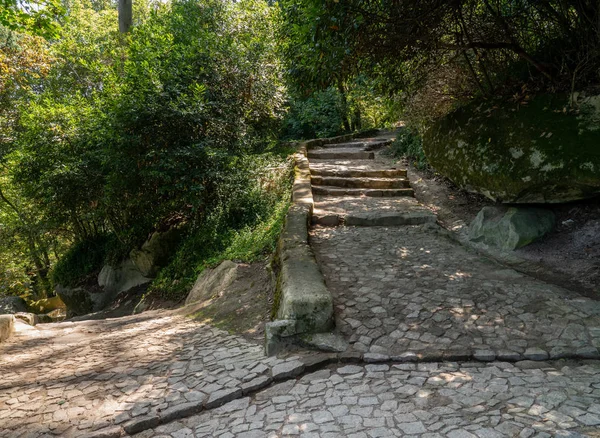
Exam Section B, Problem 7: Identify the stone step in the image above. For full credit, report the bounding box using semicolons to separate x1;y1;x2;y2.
312;186;415;198
313;211;436;227
320;141;367;149
307;150;375;160
310;168;408;178
311;176;411;189
321;139;392;150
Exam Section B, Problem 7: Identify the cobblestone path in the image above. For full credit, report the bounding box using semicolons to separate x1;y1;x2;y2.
2;135;600;438
0;311;303;437
140;360;600;437
311;225;600;362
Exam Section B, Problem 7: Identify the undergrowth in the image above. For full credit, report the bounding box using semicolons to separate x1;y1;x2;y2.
385;128;429;169
148;153;294;302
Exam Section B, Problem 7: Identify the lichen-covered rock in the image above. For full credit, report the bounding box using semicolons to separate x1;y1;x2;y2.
98;259;150;296
130;227;183;277
0;296;28;314
469;206;556;250
27;295;65;314
423;93;600;203
55;286;94;316
185;260;239;306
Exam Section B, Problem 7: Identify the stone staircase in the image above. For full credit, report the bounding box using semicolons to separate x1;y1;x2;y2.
308;135;436;227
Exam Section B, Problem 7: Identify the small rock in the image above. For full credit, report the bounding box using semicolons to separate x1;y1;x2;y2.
271;361;305;381
363;353;389;363
523;347;549;361
497;350;522;361
576;347;599;359
159;402;202;424
301;333;348;352
204;388;243;409
123;414;160;435
80;426;123;438
474;350;496;362
337;365;363;375
241;376;272;395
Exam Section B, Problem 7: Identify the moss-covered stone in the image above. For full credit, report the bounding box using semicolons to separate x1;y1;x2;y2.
423;93;600;203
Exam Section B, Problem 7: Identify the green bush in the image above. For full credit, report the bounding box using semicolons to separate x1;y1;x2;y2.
149;151;293;301
281;88;345;139
51;235;110;287
386;128;428;169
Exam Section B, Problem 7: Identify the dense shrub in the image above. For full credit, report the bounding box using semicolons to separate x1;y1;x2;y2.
386;128;428;169
281;88;345;139
51;235;110;287
1;0;289;295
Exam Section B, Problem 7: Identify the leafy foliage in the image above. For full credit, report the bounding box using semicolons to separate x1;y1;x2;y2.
51;235;110;288
150;154;293;301
385;128;428;170
0;0;64;39
280;0;600;128
0;0;290;297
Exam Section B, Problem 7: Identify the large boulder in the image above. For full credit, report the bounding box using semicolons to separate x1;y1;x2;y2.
468;206;556;251
0;296;28;314
424;93;600;203
185;260;239;306
130;227;183;277
27;295;66;314
98;259;151;296
55;285;95;316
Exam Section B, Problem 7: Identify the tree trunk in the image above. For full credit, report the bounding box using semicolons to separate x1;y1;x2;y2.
337;81;351;133
118;0;133;33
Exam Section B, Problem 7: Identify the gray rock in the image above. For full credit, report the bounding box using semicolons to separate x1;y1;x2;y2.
241;376;272;395
98;259;151;297
130;227;183;277
300;333;348;352
523;347;549;361
363;353;390;363
80;426;123;438
474;350;496;362
159;402;202;423
0;315;14;343
423;93;600;203
14;312;38;326
55;285;100;317
264;320;297;356
338;365;364;375
497;350;522;361
123;414;160;434
185;260;239;306
469;206;556;251
576;346;599;358
0;296;27;314
275;204;334;335
205;388;243;409
271;360;305;381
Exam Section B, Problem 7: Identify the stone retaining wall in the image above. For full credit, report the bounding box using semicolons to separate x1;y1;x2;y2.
266;132;372;355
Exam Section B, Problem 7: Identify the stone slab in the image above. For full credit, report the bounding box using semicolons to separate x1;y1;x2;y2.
0;315;14;343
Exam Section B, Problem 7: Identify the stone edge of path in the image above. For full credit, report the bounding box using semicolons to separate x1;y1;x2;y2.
264;134;369;356
0;314;14;343
81;349;600;438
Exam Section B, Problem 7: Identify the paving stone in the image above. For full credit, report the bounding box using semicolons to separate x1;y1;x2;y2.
241;375;272;395
123;414;160;434
159;402;202;424
271;360;305;381
205;388;243;409
523;348;549;361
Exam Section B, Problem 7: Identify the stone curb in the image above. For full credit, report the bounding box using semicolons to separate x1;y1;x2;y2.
84;349;600;437
0;314;15;343
266;132;374;355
